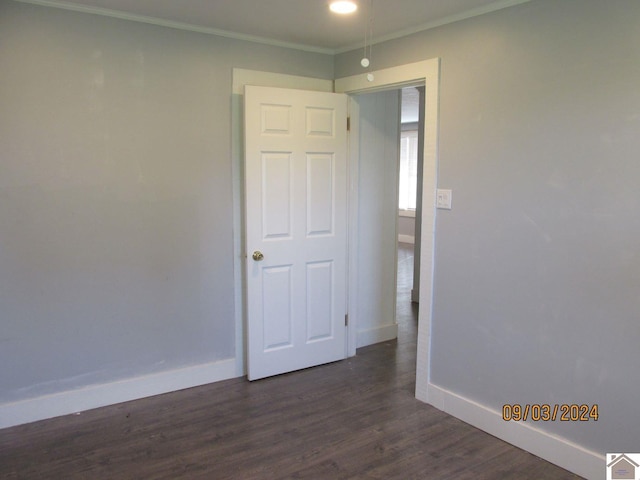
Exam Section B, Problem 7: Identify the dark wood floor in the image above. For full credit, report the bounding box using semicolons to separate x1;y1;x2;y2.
0;244;582;479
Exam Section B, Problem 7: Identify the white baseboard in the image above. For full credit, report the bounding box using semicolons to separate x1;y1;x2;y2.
398;234;415;245
425;383;604;480
357;323;398;348
0;358;238;430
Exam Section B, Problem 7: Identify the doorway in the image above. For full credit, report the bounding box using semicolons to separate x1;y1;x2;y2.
351;86;423;354
397;86;423;347
349;89;402;352
233;58;440;402
336;59;439;403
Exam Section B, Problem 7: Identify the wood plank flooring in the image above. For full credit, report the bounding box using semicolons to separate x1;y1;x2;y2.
0;244;582;479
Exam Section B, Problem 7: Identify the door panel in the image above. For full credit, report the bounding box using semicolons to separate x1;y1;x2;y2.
245;85;348;381
262;265;293;351
262;152;293;239
307;153;335;236
306;261;334;342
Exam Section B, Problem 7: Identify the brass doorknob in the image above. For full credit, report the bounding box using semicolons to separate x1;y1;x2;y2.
252;251;264;261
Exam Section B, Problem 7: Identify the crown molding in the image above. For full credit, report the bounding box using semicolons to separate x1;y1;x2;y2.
334;0;532;54
13;0;531;56
12;0;335;55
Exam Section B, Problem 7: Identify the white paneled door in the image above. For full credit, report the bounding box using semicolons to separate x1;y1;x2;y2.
244;85;348;381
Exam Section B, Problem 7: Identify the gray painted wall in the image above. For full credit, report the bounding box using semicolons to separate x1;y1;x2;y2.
4;0;639;458
0;1;333;404
336;0;640;454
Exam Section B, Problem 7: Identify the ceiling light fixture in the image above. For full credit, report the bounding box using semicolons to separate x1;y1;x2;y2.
329;1;358;14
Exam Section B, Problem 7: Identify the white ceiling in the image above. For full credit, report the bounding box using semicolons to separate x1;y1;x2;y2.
27;0;529;53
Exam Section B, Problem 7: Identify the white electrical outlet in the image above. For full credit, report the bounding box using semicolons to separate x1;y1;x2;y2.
436;189;452;209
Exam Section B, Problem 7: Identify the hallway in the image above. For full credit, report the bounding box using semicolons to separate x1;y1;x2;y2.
396;242;419;348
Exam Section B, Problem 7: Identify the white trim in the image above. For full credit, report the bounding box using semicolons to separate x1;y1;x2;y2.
427;384;604;480
336;59;440;406
398;234;415;245
12;0;335;55
0;359;236;430
357;324;399;349
231;69;333;95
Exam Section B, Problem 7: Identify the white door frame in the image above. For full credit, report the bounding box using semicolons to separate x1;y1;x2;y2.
232;58;440;403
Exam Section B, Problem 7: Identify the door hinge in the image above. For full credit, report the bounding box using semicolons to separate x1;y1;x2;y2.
345;314;349;326
347;116;351;132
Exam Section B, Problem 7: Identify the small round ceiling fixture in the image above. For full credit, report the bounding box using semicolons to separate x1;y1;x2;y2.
329;1;358;14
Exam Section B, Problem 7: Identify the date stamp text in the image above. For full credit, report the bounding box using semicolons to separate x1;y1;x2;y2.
502;404;599;422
